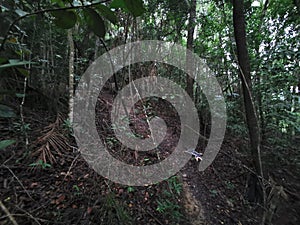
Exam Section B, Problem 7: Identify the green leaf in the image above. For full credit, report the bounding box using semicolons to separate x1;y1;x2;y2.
52;10;77;29
124;0;145;17
0;104;16;118
83;8;106;38
0;60;35;69
16;68;30;77
15;9;28;17
97;4;118;24
127;186;134;192
0;140;16;150
15;93;25;98
110;0;127;9
110;0;145;16
0;5;9;12
50;0;65;7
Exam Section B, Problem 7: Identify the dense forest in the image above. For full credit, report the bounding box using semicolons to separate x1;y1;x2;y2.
0;0;299;224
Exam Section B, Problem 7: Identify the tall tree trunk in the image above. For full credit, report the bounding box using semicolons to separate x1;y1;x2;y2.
186;0;196;99
232;0;265;204
68;29;75;123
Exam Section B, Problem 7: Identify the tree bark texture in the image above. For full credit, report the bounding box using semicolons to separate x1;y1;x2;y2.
68;29;75;123
233;0;265;203
186;0;196;99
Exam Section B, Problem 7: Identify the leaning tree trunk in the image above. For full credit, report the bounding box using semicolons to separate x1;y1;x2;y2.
232;0;265;205
186;0;196;99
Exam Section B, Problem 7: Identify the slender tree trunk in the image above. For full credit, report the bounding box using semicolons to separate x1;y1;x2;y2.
186;0;196;99
232;0;265;205
68;29;75;123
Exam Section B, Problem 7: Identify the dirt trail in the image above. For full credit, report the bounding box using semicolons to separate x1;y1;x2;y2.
2;87;299;224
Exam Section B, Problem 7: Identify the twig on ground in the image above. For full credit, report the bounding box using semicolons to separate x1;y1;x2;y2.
0;200;19;225
15;205;43;225
1;151;16;166
1;165;34;202
141;207;164;225
62;153;80;181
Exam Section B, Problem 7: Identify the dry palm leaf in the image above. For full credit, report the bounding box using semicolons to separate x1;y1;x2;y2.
31;113;69;164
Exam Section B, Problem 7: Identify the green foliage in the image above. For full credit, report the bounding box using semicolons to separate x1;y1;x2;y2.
126;186;135;193
0;0;145;46
72;184;81;195
167;175;182;196
123;0;145;17
156;199;183;220
209;189;218;197
13;122;31;134
62;118;74;135
155;176;184;222
268;0;299;21
83;8;106;38
226;101;248;136
110;0;128;9
106;136;118;148
0;104;16;118
110;0;145;17
0;0;298;223
102;193;133;224
0;59;35;69
51;0;66;8
225;181;235;190
96;4;118;24
0;139;16;150
52;10;77;29
29;159;52;169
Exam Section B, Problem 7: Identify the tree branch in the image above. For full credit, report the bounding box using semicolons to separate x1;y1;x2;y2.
0;0;111;51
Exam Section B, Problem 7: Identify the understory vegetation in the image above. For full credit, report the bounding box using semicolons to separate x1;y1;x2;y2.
0;0;299;224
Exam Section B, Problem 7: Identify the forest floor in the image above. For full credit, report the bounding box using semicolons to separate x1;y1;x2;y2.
1;90;299;225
